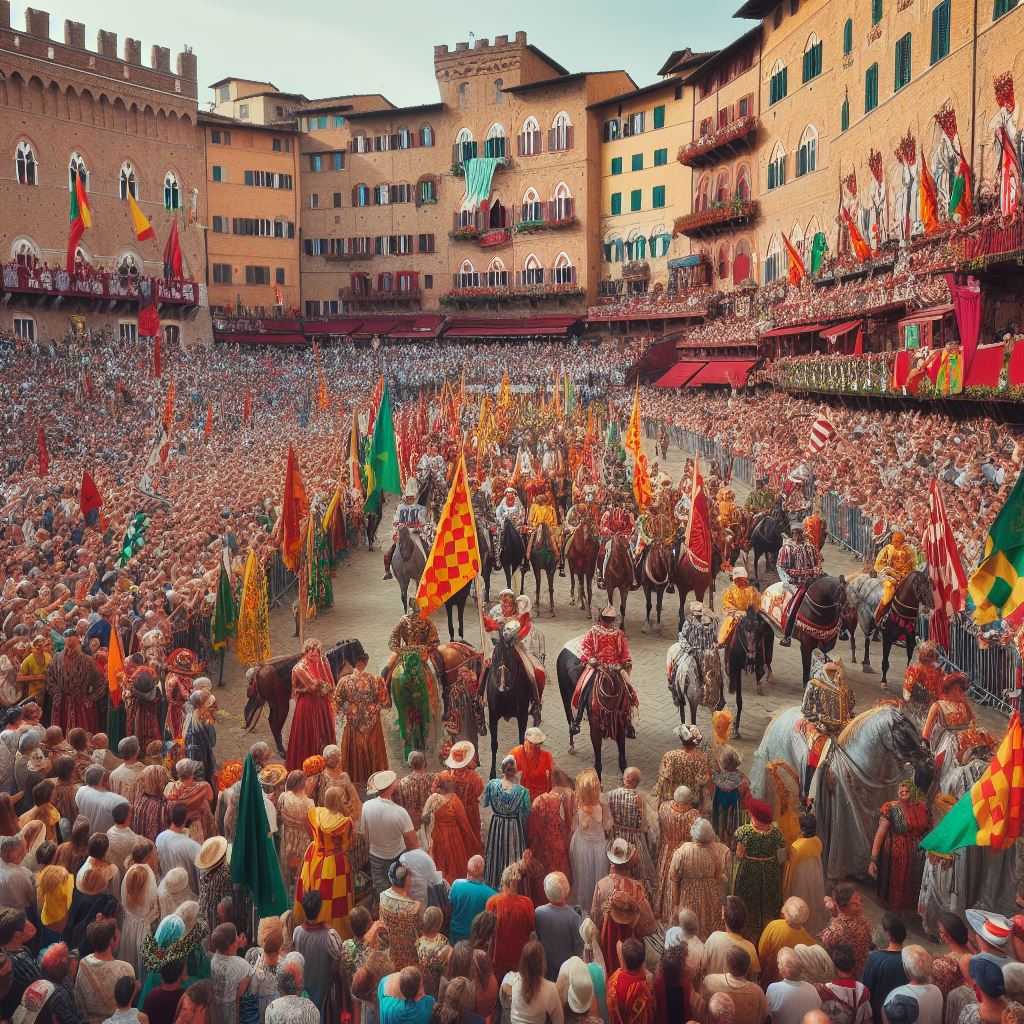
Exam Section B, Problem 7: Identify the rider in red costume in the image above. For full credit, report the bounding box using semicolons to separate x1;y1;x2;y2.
570;606;638;740
598;494;635;588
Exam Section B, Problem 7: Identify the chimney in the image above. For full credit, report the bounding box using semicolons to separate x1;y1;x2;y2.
123;37;141;64
24;7;49;38
0;2;11;30
151;45;171;72
515;31;527;45
96;29;117;58
176;49;197;81
64;19;85;48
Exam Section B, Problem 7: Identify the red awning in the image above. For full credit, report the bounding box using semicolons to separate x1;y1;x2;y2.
303;318;364;336
820;319;863;341
965;343;1006;388
654;361;708;387
388;316;447;338
351;319;400;338
261;319;303;332
215;332;308;346
898;305;953;329
442;316;581;338
686;359;756;386
759;323;826;339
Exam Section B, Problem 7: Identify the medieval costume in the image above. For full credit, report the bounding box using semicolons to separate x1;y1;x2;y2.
526;787;573;906
717;565;761;646
47;637;106;733
733;802;786;944
482;774;530;891
334;666;391;790
165;649;201;740
871;785;930;914
508;730;552;803
432;742;484;854
287;639;337;773
184;692;218;787
421;789;480;886
873;531;917;624
124;665;163;753
165;773;217;843
295;804;354;940
608;783;656;895
571;609;636;740
654;798;700;922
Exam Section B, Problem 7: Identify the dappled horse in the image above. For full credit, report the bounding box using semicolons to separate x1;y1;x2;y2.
392;524;426;614
483;622;532;778
751;505;790;586
567;518;600;619
640;539;672;636
670;546;713;634
498;517;526;591
527;522;557;616
665;642;722;729
723;607;773;737
602;534;635;629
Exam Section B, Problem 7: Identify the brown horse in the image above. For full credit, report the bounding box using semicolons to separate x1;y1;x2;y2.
243;639;367;756
725;509;755;569
527;522;557;617
567;518;600;618
640;538;672;636
587;664;635;780
602;534;635;630
671;547;714;634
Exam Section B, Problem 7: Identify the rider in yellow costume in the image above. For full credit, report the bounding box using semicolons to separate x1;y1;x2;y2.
717;564;761;646
873;530;917;625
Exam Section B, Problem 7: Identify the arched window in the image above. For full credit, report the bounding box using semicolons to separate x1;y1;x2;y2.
419;123;435;148
733;238;752;285
519;116;541;157
769;60;788;104
764;235;785;284
15;141;37;186
523;253;544;286
841;95;850;132
455;127;475;163
627;229;647;261
486;256;507;287
457;82;469;108
553;182;573;221
522;187;542;223
695;174;711;211
119;161;138;200
717;243;731;279
457;258;478;288
10;236;40;267
551;112;573;152
767;142;786;190
714;170;729;204
163;171;180;210
553;252;574;286
495;79;504;105
649;225;671;259
736;164;752;200
797;125;817;176
484;123;506;160
397;125;412;149
375;183;390;205
843;18;854;54
68;152;88;191
803;32;823;82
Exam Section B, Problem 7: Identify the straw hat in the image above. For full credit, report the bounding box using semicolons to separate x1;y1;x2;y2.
195;835;228;871
259;764;288;788
561;957;595;1014
607;837;635;865
445;741;476;770
524;727;545;745
608;889;640;926
161;867;190;896
369;770;397;792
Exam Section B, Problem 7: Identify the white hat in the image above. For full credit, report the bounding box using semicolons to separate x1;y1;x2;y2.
731;564;749;580
559;957;594;1014
967;908;1013;947
404;479;418;499
607;837;635;865
504;486;517;495
688;601;704;616
445;741;476;770
369;769;398;792
524;727;545;745
497;588;515;600
516;594;532;615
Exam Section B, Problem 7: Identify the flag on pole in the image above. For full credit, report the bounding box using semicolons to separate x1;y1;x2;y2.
80;471;106;531
367;375;384;429
348;406;363;496
806;412;838;454
363;381;401;517
107;623;125;708
624;381;652;513
922;711;1024;854
281;444;309;573
243;385;253;425
163;218;183;280
949;153;975;220
118;512;151;567
841;206;872;262
968;470;1024;625
684;455;712;575
497;372;511;409
211;562;236;652
925;478;968;650
782;233;806;285
204;401;213;440
416;453;481;619
125;192;156;241
162;379;175;433
37;426;49;477
919;157;941;234
236;549;271;666
1000;126;1019;218
313;342;330;410
67;173;92;271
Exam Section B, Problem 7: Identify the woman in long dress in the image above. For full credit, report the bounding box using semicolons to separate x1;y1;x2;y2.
135;764;172;841
526;768;574;906
669;816;730;939
295;785;353;940
333;655;391;790
784;812;827;937
569;769;612;914
711;747;749;847
164;758;217;842
654;786;699;922
422;778;479;886
286;639;337;774
868;781;930;913
732;799;786;944
279;770;314;898
482;756;530;891
923;672;976;789
120;861;160;977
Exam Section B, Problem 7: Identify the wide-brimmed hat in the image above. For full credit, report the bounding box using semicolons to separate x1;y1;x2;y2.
608;889;640;925
259;764;288;787
161;867;190;896
369;769;397;792
524;728;545;745
967;908;1013;947
561;957;594;1014
607;837;635;865
167;648;200;675
195;835;228;871
445;741;476;770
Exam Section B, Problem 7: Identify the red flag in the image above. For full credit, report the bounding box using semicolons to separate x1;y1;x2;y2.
925;478;968;650
163;218;183;281
281;444;309;572
685;455;712;575
204;400;213;440
1000;126;1019;217
80;470;106;531
243;385;252;424
841;206;872;262
806;412;838;454
919;157;941;234
107;623;125;708
782;233;806;285
37;426;49;477
162;379;175;432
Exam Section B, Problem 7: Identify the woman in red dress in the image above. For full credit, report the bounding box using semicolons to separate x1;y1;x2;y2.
868;781;931;912
485;866;535;980
286;638;338;772
421;777;480;885
525;767;573;906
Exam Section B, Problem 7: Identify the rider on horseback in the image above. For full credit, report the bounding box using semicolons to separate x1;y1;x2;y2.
633;481;675;582
416;434;448;494
598;493;635;589
387;607;445;697
496;486;526;534
483;588;544;725
570;606;638;740
717;565;761;647
746;476;777;514
382;479;428;581
873;530;917;628
559;485;599;577
777;524;824;647
526;491;559;563
668;600;719;687
470;478;498;560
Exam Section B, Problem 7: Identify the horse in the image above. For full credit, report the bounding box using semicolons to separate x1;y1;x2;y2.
723;608;774;736
527;522;557;617
391;650;441;759
760;575;848;684
483;623;533;777
392;524;426;614
665;642;723;728
365;510;381;551
443;533;495;642
751;506;791;586
640;539;673;636
243;639;367;756
567;518;600;619
602;534;635;629
670;547;713;634
843;570;934;685
750;703;935;882
725;509;755;569
498;517;526;591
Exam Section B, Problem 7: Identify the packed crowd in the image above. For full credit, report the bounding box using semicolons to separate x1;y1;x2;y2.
638;387;1020;561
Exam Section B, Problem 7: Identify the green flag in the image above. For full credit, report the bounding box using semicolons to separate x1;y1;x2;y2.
810;231;829;276
118;512;150;567
230;753;289;916
363;380;402;516
967;470;1024;624
211;563;236;652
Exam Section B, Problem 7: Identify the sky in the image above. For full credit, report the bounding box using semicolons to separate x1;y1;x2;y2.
12;1;742;107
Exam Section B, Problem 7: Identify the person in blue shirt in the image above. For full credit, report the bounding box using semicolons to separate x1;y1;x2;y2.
378;967;434;1024
448;856;496;945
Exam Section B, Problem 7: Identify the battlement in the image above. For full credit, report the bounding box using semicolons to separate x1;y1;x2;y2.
434;30;527;61
0;2;198;94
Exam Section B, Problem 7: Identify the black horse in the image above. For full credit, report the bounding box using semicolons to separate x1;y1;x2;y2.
751;504;790;586
779;574;848;684
483;625;532;778
498;517;526;591
723;608;773;737
443;533;495;642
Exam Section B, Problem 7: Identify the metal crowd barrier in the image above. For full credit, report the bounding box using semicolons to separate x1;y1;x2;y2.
266;550;297;607
819;491;875;563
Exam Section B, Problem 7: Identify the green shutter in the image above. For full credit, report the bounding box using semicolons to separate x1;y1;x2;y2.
866;63;878;111
995;0;1019;17
872;0;883;22
630;189;642;212
841;97;850;131
782;66;788;97
653;185;665;208
844;19;853;54
653;105;665;129
931;0;950;63
611;157;622;175
768;163;776;190
632;153;643;171
654;148;668;166
611;192;622;215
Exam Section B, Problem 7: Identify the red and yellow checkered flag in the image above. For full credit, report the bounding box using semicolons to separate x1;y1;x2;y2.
416;452;481;619
625;380;652;512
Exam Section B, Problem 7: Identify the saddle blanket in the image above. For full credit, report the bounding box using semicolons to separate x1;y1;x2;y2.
759;581;796;635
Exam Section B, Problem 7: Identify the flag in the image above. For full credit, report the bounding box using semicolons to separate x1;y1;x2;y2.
163;218;183;281
79;471;106;531
230;752;290;915
919;157;941;233
685;455;712;574
968;469;1024;625
67;173;91;271
922;711;1024;854
313;342;330;410
204;401;213;440
415;453;481;619
236;550;271;666
1000;126;1019;218
37;426;49;477
806;412;837;454
281;443;309;573
348;406;363;496
107;623;125;708
126;192;156;241
151;315;163;377
275;282;283;306
497;372;511;409
841;206;872;262
162;379;175;433
624;382;652;513
782;233;806;285
211;562;236;652
243;385;252;425
367;375;384;429
949;153;975;220
138;424;171;503
925;478;968;650
118;512;151;567
363;381;401;517
810;232;829;276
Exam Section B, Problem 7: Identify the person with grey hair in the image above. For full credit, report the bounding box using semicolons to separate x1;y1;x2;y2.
265;952;320;1024
109;735;145;804
766;948;821;1024
655;785;698;921
0;833;33;912
703;945;767;1024
669;816;730;939
13;728;47;814
75;763;129;833
758;898;815;985
218;741;274;839
607;767;656;893
534;873;583;981
707;992;737;1024
665;906;705;979
884;946;942;1024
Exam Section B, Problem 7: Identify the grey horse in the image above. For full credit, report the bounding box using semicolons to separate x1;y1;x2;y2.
666;642;723;728
751;703;935;881
392;523;427;614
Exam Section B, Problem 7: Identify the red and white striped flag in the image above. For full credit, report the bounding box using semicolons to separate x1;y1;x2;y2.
925;477;967;650
806;412;837;455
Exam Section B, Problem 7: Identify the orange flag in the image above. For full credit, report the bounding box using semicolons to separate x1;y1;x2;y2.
841;207;872;262
919;157;941;234
625;381;652;513
313;342;330;411
243;385;252;424
107;622;125;708
782;233;806;285
204;400;213;440
162;379;175;433
281;443;309;572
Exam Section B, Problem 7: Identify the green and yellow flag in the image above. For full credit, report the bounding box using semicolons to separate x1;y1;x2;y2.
363;380;401;517
968;470;1024;624
211;562;236;652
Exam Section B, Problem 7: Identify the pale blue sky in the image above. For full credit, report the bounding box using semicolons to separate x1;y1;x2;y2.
12;1;743;107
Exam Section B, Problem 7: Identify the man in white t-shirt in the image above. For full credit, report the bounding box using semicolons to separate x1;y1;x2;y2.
884;946;943;1024
765;948;821;1024
359;770;419;896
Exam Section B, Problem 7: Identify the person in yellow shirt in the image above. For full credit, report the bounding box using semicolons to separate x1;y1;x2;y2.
17;635;51;704
526;491;560;561
873;530;917;624
717;565;761;646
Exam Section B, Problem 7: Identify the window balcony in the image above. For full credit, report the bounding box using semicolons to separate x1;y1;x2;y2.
442;268;582;306
324;250;373;262
0;262;202;308
677;115;759;168
514;199;576;233
449;212;513;247
674;199;760;239
342;285;421;305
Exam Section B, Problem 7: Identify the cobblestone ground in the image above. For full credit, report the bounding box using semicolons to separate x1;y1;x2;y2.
211;433;1003;940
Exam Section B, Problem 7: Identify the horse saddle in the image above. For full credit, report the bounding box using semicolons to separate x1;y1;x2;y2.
795;715;829;759
759;582;794;634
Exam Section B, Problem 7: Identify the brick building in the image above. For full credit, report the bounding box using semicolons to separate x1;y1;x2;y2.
0;3;208;346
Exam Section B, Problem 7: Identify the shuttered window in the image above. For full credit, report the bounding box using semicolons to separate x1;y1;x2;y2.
865;63;879;112
930;0;951;63
894;33;912;90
